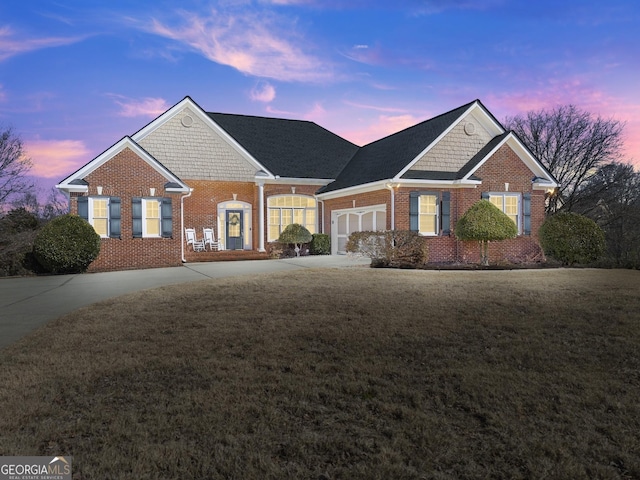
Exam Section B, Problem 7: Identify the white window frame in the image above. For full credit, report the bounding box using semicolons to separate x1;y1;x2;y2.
418;194;439;236
88;197;109;238
267;195;317;242
142;198;161;238
488;192;522;234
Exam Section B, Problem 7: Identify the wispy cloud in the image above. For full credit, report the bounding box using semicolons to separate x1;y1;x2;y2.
343;99;408;114
25;139;91;178
0;25;85;62
143;8;334;83
108;95;169;117
250;81;276;102
342;114;422;146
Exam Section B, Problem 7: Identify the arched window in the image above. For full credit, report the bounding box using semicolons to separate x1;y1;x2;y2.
267;195;316;241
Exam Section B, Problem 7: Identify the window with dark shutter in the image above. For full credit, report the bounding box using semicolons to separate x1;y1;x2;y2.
523;193;531;236
441;191;451;235
77;196;88;220
109;197;121;239
161;198;172;238
132;198;142;238
409;192;419;232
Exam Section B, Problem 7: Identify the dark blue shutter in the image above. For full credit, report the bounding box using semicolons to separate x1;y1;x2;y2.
441;191;450;236
409;192;419;232
481;192;490;200
109;197;121;239
132;198;142;238
161;198;172;238
523;193;531;236
77;196;88;220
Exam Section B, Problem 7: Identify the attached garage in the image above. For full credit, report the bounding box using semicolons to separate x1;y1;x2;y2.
331;205;387;254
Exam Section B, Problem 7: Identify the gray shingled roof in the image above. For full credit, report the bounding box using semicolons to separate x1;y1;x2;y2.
208;113;359;179
317;100;477;193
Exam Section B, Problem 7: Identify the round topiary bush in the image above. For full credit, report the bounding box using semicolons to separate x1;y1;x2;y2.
455;200;518;266
278;223;312;257
538;212;605;266
33;214;101;274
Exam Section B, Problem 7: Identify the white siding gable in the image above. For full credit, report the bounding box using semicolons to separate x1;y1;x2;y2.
411;112;494;173
138;106;259;182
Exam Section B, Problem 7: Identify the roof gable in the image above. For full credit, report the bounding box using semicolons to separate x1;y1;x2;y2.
56;137;189;193
319;100;478;193
133;97;274;180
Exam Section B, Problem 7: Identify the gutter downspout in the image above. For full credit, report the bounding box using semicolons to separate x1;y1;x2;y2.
181;188;193;263
385;183;396;230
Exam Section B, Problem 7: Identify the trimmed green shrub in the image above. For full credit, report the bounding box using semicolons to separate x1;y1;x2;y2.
539;212;605;266
455;200;518;266
309;233;330;255
277;223;313;257
33;214;100;273
346;230;428;268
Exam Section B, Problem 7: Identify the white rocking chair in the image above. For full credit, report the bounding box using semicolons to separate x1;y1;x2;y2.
203;228;219;251
185;228;205;252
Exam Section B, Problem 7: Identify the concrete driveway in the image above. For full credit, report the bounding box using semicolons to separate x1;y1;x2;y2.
0;255;370;350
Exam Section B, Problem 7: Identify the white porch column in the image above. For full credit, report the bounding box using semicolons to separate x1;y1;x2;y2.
258;182;266;252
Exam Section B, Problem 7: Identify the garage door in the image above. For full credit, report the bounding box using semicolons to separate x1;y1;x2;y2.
331;205;387;254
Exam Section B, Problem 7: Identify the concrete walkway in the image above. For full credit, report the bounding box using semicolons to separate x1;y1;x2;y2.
0;255;370;350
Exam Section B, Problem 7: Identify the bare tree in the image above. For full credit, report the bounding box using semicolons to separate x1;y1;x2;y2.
11;187;68;220
505;105;624;214
573;162;640;267
0;127;34;208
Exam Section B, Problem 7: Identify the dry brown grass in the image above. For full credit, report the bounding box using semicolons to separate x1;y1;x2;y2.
1;268;639;479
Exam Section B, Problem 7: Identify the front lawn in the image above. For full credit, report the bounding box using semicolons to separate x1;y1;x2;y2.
1;268;638;479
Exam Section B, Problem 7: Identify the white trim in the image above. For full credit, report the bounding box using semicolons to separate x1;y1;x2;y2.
88;197;109;238
56;137;190;193
261;176;333;186
317;178;479;200
395;101;505;180
217;200;253;250
141;198;162;238
488;192;522;235
132;96;275;180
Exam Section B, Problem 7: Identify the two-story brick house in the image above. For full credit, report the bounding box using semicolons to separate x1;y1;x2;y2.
56;96;557;271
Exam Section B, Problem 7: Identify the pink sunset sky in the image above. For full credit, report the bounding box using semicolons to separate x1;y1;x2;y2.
1;0;639;199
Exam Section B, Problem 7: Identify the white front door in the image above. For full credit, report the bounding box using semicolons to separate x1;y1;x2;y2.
331;205;386;255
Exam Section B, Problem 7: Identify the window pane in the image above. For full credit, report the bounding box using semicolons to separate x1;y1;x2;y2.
93;199;108;217
268;225;280;241
419;214;437;234
293;209;303;224
281;209;292;226
420;195;436;214
489;195;503;210
505;196;518;215
93;218;108;236
146;218;160;235
306;210;316;233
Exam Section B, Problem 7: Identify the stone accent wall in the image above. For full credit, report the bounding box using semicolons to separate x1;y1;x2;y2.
138;107;258;182
411;114;493;172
